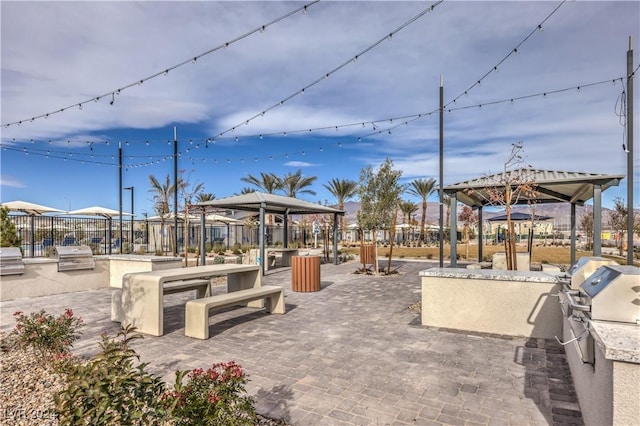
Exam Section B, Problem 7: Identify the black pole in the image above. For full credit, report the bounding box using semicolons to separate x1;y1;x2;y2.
439;76;444;268
173;127;178;256
626;36;634;265
125;186;134;250
119;142;123;253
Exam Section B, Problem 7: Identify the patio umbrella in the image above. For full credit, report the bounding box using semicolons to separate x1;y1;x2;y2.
1;200;64;215
66;206;133;218
66;206;133;254
1;200;64;257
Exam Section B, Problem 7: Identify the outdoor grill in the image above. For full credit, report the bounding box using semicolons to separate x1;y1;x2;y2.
0;247;25;276
52;245;95;272
556;256;619;289
558;264;640;364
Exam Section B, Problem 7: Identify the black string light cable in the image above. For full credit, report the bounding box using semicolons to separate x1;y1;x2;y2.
2;74;633;164
205;0;445;142
358;76;628;138
1;1;320;128
445;0;567;108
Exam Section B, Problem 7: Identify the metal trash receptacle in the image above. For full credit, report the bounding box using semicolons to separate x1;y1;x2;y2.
291;256;320;292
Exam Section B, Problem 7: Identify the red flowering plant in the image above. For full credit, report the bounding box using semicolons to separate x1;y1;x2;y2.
163;361;257;425
10;308;83;357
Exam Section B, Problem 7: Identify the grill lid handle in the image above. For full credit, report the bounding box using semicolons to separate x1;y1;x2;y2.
562;290;590;312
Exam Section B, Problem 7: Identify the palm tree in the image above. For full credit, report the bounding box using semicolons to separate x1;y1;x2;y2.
237;187;256;195
407;178;436;243
399;200;419;244
148;174;174;254
323;178;357;241
282;169;317;198
196;193;215;203
240;172;282;194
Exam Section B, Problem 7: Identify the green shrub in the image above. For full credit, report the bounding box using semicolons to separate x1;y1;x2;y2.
236;255;243;264
54;325;167;425
10;309;83;357
213;256;225;265
213;242;226;255
163;362;256;426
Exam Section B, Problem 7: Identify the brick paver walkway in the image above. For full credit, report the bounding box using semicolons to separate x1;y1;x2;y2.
0;259;583;425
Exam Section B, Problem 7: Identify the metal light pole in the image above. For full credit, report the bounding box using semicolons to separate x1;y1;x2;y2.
142;211;148;253
124;186;134;251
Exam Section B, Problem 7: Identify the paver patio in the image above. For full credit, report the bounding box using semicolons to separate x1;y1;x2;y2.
0;259;582;425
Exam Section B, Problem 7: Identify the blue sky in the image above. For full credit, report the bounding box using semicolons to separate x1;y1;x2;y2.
1;0;639;218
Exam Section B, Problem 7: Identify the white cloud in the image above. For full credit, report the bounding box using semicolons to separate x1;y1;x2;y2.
0;175;26;189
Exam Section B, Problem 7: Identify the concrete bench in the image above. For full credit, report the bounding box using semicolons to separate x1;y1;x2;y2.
185;285;285;339
111;278;211;322
115;264;261;336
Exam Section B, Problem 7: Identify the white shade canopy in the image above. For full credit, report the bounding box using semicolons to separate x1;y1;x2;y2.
1;200;64;215
66;206;133;218
147;212;240;224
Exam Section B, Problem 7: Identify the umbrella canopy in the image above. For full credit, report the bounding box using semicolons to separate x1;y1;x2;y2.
1;200;64;215
206;213;240;224
487;212;552;222
147;212;240;224
66;206;133;218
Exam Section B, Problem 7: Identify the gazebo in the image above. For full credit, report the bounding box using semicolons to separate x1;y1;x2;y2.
195;192;344;274
442;169;624;266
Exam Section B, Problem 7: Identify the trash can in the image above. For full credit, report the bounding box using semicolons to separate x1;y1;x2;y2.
291;255;321;292
359;244;375;265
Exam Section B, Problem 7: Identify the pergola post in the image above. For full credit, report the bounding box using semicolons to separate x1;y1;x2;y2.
283;208;289;248
259;203;266;275
449;193;458;267
200;210;206;266
593;185;602;256
570;203;576;266
477;207;483;262
333;212;339;265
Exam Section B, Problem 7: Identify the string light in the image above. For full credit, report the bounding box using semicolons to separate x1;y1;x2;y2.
445;0;567;108
2;1;321;128
2;75;624;168
207;0;444;141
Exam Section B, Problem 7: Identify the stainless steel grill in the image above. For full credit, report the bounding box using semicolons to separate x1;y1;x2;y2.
0;247;24;276
556;256;618;289
52;246;95;272
558;264;640;364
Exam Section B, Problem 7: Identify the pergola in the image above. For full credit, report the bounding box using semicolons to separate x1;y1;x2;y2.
195;192;344;275
442;168;624;266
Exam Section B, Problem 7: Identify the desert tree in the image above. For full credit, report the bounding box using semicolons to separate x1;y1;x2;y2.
458;205;478;260
323;178;358;241
609;197;633;257
407;178;436;243
357;158;403;274
0;206;21;248
464;142;538;270
579;209;594;250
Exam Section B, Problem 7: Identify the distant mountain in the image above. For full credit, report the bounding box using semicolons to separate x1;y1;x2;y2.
339;200;628;226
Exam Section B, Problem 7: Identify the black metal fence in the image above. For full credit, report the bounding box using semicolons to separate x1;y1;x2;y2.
8;215;328;257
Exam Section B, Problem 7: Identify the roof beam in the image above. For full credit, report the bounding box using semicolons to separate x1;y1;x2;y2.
535;186;571;202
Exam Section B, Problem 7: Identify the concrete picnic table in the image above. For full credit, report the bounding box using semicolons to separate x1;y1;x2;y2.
117;264;261;336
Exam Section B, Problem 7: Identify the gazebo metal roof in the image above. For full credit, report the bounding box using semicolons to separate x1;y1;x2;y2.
194;192;343;275
443;169;624;208
195;191;344;215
